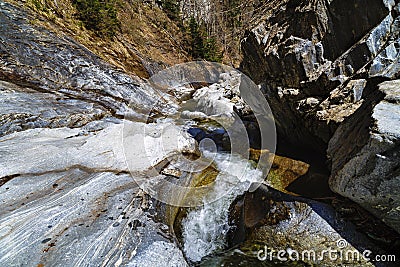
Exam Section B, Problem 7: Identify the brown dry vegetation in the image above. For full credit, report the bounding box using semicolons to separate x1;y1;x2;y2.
5;0;275;75
7;0;191;78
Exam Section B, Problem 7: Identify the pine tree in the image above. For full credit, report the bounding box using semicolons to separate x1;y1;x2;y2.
189;16;204;59
157;0;180;21
72;0;120;38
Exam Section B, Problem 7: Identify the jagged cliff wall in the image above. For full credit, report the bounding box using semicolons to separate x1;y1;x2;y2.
240;0;400;233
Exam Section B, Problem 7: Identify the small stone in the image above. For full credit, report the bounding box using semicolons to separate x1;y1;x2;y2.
41;238;51;244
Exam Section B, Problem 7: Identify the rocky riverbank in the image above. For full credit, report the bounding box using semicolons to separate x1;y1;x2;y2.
0;0;399;266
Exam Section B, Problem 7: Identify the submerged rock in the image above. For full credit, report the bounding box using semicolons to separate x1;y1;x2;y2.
266;155;310;195
249;149;310;195
228;185;394;267
179;152;264;263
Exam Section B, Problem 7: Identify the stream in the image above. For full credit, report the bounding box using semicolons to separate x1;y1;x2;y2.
142;62;282;265
1;2;399;265
142;62;392;267
181;151;262;262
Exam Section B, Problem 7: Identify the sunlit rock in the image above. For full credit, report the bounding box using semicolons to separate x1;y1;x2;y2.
328;80;400;233
228;185;391;267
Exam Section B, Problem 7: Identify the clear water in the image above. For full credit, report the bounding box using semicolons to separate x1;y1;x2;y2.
181;151;262;262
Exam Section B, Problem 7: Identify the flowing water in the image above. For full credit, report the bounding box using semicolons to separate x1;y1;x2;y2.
181;151;262;262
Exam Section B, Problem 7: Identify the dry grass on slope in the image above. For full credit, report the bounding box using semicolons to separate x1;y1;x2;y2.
7;0;191;78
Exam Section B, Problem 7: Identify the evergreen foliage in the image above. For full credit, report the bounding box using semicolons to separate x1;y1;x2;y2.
72;0;120;38
157;0;180;21
188;17;222;62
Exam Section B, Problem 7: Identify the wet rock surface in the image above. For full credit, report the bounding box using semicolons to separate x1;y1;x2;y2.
0;119;194;266
0;80;109;137
0;1;189;266
265;154;310;195
228;185;397;267
1;0;399;266
0;95;195;266
0;170;180;266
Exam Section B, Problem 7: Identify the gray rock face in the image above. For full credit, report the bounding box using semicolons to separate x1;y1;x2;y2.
0;119;194;266
228;185;392;267
0;1;177;122
0;120;197;178
241;0;400;235
0;170;166;266
241;0;399;153
0;2;192;266
0;87;196;266
369;6;400;78
328;80;400;233
0;80;109;137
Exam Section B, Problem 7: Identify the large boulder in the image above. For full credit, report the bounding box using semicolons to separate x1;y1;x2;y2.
0;2;194;265
328;80;400;233
228;185;396;267
241;0;399;155
240;0;400;237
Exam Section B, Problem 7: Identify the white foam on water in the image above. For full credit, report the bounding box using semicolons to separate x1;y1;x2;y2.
181;151;262;262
